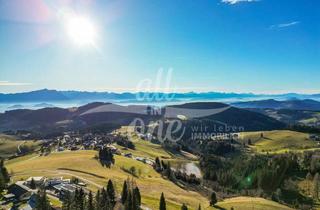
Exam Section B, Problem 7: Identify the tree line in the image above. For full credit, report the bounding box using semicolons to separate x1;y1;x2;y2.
35;178;209;210
154;157;201;185
98;147;115;168
200;151;319;208
0;158;10;193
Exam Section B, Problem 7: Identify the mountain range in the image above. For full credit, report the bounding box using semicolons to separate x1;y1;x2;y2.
1;89;320;103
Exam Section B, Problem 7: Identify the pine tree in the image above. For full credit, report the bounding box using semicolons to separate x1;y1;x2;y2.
155;157;162;171
210;192;217;206
35;190;51;210
87;191;94;210
99;148;115;167
78;188;85;210
133;187;141;208
62;192;72;210
0;173;6;193
181;203;188;210
125;191;133;210
121;180;128;204
70;188;78;210
101;188;109;209
161;160;167;170
166;162;173;179
159;192;166;210
107;179;116;206
198;204;201;210
30;178;36;189
0;159;9;183
314;173;319;199
95;190;101;210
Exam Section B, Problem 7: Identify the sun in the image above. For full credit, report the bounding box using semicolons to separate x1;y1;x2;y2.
65;16;97;47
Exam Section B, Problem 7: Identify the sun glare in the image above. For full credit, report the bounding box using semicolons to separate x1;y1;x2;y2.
66;16;97;47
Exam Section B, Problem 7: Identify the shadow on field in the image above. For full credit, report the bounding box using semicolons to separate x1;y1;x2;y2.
57;168;105;179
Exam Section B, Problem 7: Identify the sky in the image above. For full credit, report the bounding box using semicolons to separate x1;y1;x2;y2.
0;0;319;94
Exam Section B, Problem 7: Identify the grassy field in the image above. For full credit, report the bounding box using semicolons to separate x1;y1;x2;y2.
115;126;198;160
116;138;172;159
239;130;319;154
0;134;39;157
3;127;294;209
5;150;293;210
209;196;292;210
6;150;209;210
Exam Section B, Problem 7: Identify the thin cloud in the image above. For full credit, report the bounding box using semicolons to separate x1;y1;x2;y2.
0;81;32;86
270;21;300;29
222;0;259;5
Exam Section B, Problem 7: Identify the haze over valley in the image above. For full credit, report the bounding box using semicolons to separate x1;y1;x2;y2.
0;0;319;209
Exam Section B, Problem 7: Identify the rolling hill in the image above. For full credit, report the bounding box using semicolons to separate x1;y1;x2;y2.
212;196;292;210
233;99;320;111
0;102;286;134
6;149;208;209
165;102;286;133
251;109;320;127
4;136;293;210
239;130;319;153
0;134;40;157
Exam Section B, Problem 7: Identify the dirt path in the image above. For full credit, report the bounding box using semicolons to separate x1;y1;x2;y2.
17;141;25;153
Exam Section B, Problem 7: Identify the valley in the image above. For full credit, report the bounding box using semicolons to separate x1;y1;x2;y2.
1;101;320;209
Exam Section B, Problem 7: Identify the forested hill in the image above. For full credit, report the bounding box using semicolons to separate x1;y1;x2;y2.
0;102;285;135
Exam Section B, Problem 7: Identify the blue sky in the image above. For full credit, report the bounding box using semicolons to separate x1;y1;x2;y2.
0;0;319;94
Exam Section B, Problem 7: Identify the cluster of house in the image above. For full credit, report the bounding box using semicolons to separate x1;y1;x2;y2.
136;132;154;141
310;134;320;141
40;132;122;153
134;156;155;166
62;132;119;150
2;176;87;209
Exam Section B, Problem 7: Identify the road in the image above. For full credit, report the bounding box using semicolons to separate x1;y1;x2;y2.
17;141;25;153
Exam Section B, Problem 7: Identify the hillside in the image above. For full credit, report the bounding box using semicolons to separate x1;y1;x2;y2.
164;102;286;137
6;150;209;209
0;134;39;157
4;135;293;210
0;102;286;134
240;130;320;153
211;196;292;210
233;99;320;111
0;102;154;133
251;109;320;127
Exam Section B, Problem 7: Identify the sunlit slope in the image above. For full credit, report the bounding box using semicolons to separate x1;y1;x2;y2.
6;150;208;210
240;130;319;153
208;196;292;210
0;134;39;157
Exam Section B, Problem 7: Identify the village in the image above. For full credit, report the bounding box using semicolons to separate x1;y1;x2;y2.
0;130;158;209
1;176;88;209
